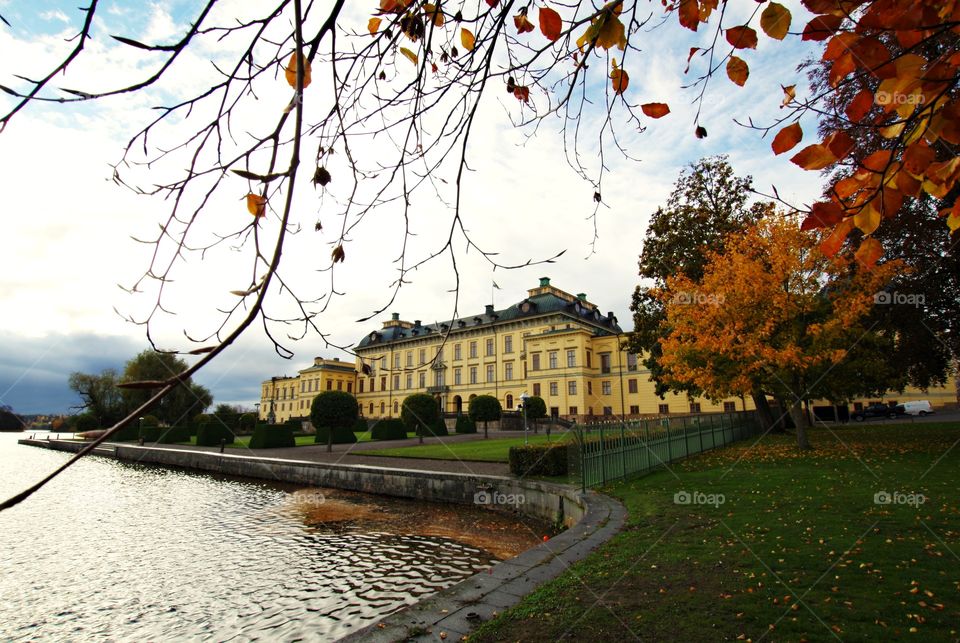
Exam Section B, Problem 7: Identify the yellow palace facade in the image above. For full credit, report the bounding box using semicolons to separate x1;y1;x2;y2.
259;278;959;424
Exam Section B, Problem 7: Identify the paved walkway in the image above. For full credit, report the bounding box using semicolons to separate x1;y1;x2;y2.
106;431;518;477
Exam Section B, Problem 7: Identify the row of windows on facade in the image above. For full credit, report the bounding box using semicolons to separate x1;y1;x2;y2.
268;399;736;416
267;378;354;400
365;343;639;373
355;373;678;398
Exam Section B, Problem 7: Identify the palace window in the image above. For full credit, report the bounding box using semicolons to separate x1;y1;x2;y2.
532;353;541;371
406;373;413;389
549;382;558;396
601;381;612;395
629;405;639;414
566;349;576;367
486;364;495;382
569;406;578;415
548;351;558;369
723;401;737;413
568;381;577;395
533;383;541;396
469;367;477;384
406;351;413;367
454;343;462;360
454;368;462;385
504;363;513;380
393;374;400;389
485;338;494;356
504;335;513;353
469;341;478;358
336;381;343;391
587;381;593;395
690;402;702;413
419;349;426;364
419;372;426;388
394;354;400;369
627;353;638;371
628;379;638;394
600;353;612;374
326;381;333;390
603;406;613;416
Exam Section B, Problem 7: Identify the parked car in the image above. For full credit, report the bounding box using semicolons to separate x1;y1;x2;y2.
902;400;934;416
851;403;907;422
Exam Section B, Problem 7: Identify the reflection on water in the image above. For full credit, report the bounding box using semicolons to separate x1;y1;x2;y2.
0;434;545;641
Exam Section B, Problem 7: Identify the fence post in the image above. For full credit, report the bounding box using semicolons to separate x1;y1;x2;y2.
644;420;651;473
620;422;627;481
700;416;707;453
667;421;673;463
599;424;606;486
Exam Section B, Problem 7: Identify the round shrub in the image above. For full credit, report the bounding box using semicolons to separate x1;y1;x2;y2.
249;423;296;449
370;418;407;441
310;391;358;431
523;396;547;422
469;395;502;438
400;393;440;435
238;413;257;434
455;415;477;434
424;418;449;437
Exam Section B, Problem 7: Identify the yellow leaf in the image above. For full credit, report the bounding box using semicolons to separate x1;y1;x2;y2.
399;46;418;66
461;27;475;51
853;203;881;235
726;56;748;86
760;2;791;41
284;52;312;89
424;3;444;27
781;84;796;107
368;17;382;34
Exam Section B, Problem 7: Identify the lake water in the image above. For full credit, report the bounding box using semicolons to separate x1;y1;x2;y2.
0;432;544;641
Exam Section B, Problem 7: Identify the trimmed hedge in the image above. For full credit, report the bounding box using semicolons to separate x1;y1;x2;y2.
455;415;477;434
370;418;407;441
508;443;568;477
196;423;236;446
352;418;370;432
314;424;358;445
157;425;195;443
422;418;449;437
249;423;296;449
108;423;141;442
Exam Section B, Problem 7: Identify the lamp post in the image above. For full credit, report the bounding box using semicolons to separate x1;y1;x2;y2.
138;416;144;446
520;392;530;446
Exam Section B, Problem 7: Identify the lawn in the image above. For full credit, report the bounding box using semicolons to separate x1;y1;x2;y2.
356;432;574;462
178;431;418;448
470;422;960;642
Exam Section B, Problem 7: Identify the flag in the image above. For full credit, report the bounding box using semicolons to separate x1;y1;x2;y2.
492;281;501;290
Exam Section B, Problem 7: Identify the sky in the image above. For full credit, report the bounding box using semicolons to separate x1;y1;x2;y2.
0;0;828;414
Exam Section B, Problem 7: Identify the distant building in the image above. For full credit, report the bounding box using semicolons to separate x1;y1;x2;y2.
259;277;959;423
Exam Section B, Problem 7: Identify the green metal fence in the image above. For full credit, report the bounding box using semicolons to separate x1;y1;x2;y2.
569;411;761;490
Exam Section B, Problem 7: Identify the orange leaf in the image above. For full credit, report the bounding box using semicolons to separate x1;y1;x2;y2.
642;102;671;118
760;2;791;40
802;14;843;41
461;27;475;51
424;3;444;27
513;85;530;103
862;150;892;172
772;123;802;154
368;17;382;34
515;13;535;34
246;194;266;217
806;201;844;228
539;6;562;41
726;56;748;86
399;46;418;65
853;202;881;234
845;89;874;122
284;52;312;89
834;176;862;199
678;0;700;31
726;25;758;49
825;130;854;159
903;141;935;177
829;52;856;87
684;47;699;73
820;217;855;256
823;32;858;61
791;144;836;170
610;66;629;95
855;237;883;267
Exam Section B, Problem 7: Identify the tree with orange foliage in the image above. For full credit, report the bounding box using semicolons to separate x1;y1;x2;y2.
656;215;900;450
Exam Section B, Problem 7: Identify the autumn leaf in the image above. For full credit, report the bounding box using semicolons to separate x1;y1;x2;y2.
515;12;535;34
284;52;312;89
461;28;475;51
725;25;758;49
685;47;699;73
695;125;708;138
801;201;844;229
246;193;266;217
854;203;881;234
802;14;843;41
513;85;530;103
791;143;836;170
678;0;700;31
726;56;748;86
423;3;444;27
368;17;382;34
539;6;562;41
610;60;629;94
772;123;802;155
845;89;874;122
903;141;935;177
760;3;791;40
642;102;670;118
820;217;855;256
781;84;796;107
399;46;418;65
331;245;346;263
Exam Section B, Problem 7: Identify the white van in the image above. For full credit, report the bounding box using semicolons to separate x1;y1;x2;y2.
902;400;934;416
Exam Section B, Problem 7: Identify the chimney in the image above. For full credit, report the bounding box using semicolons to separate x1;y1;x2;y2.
577;293;587;301
485;304;494;316
333;357;339;361
414;320;421;327
539;276;551;287
391;312;400;321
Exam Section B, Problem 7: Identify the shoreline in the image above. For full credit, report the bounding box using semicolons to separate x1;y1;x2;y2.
19;438;625;641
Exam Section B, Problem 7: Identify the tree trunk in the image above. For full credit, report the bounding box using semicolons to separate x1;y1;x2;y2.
788;376;812;450
483;420;488;439
750;385;775;432
771;395;790;433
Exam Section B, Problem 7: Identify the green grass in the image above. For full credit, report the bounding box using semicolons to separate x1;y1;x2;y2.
357;432;574;462
471;422;960;642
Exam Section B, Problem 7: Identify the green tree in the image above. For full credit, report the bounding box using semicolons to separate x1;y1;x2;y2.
624;156;775;428
0;406;24;432
68;369;126;427
400;393;441;442
310;391;358;452
121;351;213;426
469;395;502;440
523;395;547;433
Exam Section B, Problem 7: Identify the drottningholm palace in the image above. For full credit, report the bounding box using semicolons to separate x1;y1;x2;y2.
259;278;959;424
